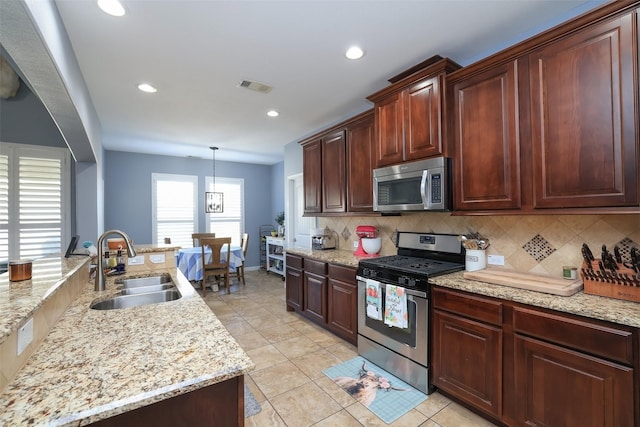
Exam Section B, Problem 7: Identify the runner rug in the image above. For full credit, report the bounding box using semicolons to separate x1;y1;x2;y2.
323;356;427;424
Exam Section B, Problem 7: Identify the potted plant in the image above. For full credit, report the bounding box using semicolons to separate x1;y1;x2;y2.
275;211;285;237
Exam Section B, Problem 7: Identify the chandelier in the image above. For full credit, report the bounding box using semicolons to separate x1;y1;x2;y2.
205;146;223;213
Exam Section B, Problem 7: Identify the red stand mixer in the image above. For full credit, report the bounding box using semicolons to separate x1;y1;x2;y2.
354;225;380;257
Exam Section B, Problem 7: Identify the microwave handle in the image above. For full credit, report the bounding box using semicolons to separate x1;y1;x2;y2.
420;170;430;208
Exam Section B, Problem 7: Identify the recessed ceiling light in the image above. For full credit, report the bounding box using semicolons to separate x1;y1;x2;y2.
137;83;157;93
345;46;364;60
97;0;126;16
267;110;279;117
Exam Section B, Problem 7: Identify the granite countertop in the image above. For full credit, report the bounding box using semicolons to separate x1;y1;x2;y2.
432;271;640;328
285;248;362;268
0;256;91;344
285;249;639;328
0;267;254;426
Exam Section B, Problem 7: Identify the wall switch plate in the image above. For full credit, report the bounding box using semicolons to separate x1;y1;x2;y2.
127;255;145;265
149;254;165;264
17;317;33;355
487;255;505;266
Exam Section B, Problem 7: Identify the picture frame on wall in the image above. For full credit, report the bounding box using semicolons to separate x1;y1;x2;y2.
205;192;224;213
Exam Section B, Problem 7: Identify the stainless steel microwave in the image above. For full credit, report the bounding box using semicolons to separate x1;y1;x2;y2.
373;157;450;212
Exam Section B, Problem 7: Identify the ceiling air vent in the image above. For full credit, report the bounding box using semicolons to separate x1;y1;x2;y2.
237;79;273;94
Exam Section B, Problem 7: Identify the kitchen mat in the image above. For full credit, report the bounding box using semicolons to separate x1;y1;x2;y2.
244;383;262;418
323;356;427;424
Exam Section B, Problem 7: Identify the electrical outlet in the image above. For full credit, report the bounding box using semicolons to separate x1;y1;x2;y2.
127;255;145;265
487;255;505;266
353;241;358;249
149;254;165;264
17;317;33;355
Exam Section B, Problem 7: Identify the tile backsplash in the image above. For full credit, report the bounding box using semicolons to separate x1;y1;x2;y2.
319;213;640;279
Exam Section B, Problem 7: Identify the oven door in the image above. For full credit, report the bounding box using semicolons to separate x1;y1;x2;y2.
357;277;428;366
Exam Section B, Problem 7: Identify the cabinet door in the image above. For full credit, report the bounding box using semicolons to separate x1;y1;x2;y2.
404;75;442;160
322;130;347;213
303;139;322;214
285;267;303;312
346;114;374;212
432;309;502;417
529;13;638;208
515;335;634;427
453;61;521;211
374;92;404;167
303;272;327;324
327;274;357;345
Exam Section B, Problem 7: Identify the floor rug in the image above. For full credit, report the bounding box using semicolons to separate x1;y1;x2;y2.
323;356;427;424
244;383;262;418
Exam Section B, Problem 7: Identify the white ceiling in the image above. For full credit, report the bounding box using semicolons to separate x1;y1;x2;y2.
53;0;606;165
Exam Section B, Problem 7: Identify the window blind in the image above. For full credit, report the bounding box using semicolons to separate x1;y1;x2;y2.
152;174;197;248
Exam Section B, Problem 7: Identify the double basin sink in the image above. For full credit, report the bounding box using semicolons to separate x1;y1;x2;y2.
90;275;182;310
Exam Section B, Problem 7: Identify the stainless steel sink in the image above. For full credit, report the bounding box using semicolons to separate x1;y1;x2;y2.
121;275;173;288
90;289;181;310
119;284;175;295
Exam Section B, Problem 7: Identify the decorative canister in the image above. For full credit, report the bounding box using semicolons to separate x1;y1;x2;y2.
9;259;32;281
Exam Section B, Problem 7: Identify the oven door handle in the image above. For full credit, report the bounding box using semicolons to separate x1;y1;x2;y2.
357;277;427;299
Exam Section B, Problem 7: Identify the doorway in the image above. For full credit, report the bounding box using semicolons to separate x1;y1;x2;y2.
286;174;315;249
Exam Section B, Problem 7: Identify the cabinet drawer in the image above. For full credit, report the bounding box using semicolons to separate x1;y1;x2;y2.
286;254;302;269
328;264;356;283
513;307;635;365
432;287;503;326
304;258;327;275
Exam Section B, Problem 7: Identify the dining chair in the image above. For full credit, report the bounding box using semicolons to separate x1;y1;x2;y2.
234;232;249;286
192;232;215;247
200;237;231;294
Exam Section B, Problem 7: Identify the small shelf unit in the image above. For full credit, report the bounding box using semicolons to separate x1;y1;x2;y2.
266;236;285;279
259;225;275;270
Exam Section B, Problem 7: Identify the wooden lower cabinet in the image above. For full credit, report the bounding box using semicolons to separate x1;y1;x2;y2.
327;264;358;343
285;254;358;345
285;254;303;312
431;286;638;426
90;375;244;427
514;335;634;427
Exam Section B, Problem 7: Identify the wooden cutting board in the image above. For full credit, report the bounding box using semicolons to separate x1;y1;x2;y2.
463;268;583;296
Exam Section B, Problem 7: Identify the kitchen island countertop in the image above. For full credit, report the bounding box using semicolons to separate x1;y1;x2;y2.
0;266;254;426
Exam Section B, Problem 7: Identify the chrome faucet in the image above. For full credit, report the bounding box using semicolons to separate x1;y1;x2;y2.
95;229;137;291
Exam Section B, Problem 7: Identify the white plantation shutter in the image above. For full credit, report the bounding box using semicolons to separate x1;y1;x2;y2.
152;174;197;248
0;143;70;260
206;177;244;246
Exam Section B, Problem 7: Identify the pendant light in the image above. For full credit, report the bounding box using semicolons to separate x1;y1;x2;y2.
205;146;224;213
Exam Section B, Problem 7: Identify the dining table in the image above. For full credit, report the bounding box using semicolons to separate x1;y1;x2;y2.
176;245;244;282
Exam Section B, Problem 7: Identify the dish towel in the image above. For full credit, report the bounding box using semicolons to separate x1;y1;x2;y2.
365;279;382;320
384;285;408;328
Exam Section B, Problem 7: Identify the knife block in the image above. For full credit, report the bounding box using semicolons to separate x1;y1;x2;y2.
581;260;640;303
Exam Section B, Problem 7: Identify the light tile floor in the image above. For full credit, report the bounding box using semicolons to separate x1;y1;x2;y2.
201;270;498;427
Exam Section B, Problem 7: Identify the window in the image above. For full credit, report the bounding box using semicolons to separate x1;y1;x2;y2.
0;143;70;260
206;177;244;246
151;174;197;249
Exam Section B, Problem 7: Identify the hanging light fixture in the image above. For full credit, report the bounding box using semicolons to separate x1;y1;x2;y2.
205;146;224;213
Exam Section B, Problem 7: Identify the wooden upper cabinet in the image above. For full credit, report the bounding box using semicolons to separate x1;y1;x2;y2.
321;130;347;213
529;12;638;208
404;75;444;161
346;112;374;212
452;61;521;210
373;92;404;166
302;139;322;214
368;57;461;168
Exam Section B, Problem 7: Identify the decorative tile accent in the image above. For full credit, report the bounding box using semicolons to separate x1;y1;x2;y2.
522;234;556;262
341;227;351;241
391;229;398;246
614;237;639;262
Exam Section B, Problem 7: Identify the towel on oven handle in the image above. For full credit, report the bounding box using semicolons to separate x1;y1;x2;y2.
365;279;382;320
384;284;408;328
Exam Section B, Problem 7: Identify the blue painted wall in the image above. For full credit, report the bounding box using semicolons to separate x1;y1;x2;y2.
104;150;281;268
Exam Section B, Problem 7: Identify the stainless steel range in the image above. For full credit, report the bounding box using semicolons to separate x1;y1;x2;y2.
357;232;464;395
